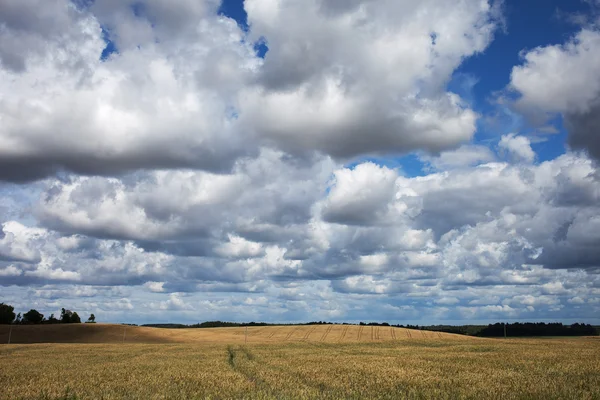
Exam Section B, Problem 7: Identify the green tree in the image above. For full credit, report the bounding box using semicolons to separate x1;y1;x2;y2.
23;309;44;324
60;308;72;323
71;312;81;323
0;303;16;324
60;308;82;323
87;314;96;323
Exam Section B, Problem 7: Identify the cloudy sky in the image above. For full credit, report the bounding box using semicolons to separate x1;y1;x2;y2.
1;0;599;325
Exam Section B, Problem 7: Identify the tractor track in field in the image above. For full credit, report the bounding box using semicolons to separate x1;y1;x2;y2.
420;330;427;339
406;329;412;338
437;332;442;339
371;326;374;341
338;325;349;342
390;327;397;340
301;326;316;342
267;327;280;339
358;325;364;341
285;327;299;341
320;325;333;342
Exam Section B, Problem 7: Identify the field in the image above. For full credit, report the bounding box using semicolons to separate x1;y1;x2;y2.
0;324;465;344
1;325;599;399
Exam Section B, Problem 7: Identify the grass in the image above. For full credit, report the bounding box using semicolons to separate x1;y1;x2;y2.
0;325;599;399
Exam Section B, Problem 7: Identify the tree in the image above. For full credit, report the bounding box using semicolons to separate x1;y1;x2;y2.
61;308;72;323
87;314;96;323
71;312;81;323
48;313;59;324
0;303;16;324
23;309;44;324
60;308;81;323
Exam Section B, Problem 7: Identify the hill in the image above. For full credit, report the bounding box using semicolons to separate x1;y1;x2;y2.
0;323;471;344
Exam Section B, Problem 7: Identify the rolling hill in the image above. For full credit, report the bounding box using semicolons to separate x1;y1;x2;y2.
0;323;471;344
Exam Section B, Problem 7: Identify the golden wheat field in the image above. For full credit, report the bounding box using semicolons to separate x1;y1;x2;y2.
1;324;599;400
0;323;466;344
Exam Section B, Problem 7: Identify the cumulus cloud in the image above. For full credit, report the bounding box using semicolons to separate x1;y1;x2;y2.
242;0;501;159
0;0;98;72
0;0;504;183
498;134;536;163
1;0;599;324
510;26;600;160
420;144;496;171
0;0;256;182
0;221;43;263
321;163;398;225
1;143;594;322
35;149;335;242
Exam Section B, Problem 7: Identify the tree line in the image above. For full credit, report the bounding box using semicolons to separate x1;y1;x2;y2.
475;322;597;337
0;303;95;325
2;302;597;336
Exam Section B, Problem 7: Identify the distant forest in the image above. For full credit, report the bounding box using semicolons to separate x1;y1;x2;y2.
142;321;599;337
474;322;598;337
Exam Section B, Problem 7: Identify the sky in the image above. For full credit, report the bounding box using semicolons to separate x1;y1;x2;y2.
1;0;600;325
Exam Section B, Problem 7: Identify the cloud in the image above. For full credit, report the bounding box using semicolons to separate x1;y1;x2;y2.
0;221;44;263
23;145;600;290
35;149;335;242
510;27;600;160
0;0;506;183
1;0;599;325
144;281;165;293
321;163;398;225
0;0;256;182
242;0;501;159
420;144;496;171
5;141;596;323
498;134;536;163
0;0;97;72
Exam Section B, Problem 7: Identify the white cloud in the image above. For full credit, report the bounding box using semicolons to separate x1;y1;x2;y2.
499;134;536;163
1;0;599;325
0;0;257;182
568;296;586;304
241;0;501;159
421;144;496;171
510;26;600;160
511;29;600;114
321;163;398;225
144;281;165;293
0;265;21;277
0;221;44;263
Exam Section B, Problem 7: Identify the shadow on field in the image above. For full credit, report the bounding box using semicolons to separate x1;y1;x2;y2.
0;324;176;344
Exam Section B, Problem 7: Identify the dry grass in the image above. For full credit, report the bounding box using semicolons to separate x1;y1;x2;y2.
0;325;599;399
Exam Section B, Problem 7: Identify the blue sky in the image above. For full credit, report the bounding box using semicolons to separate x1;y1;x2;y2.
0;0;599;325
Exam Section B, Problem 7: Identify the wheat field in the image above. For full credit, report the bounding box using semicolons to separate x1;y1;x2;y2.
0;323;468;344
1;324;599;399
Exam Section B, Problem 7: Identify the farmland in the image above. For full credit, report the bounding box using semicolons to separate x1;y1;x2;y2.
1;324;599;399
